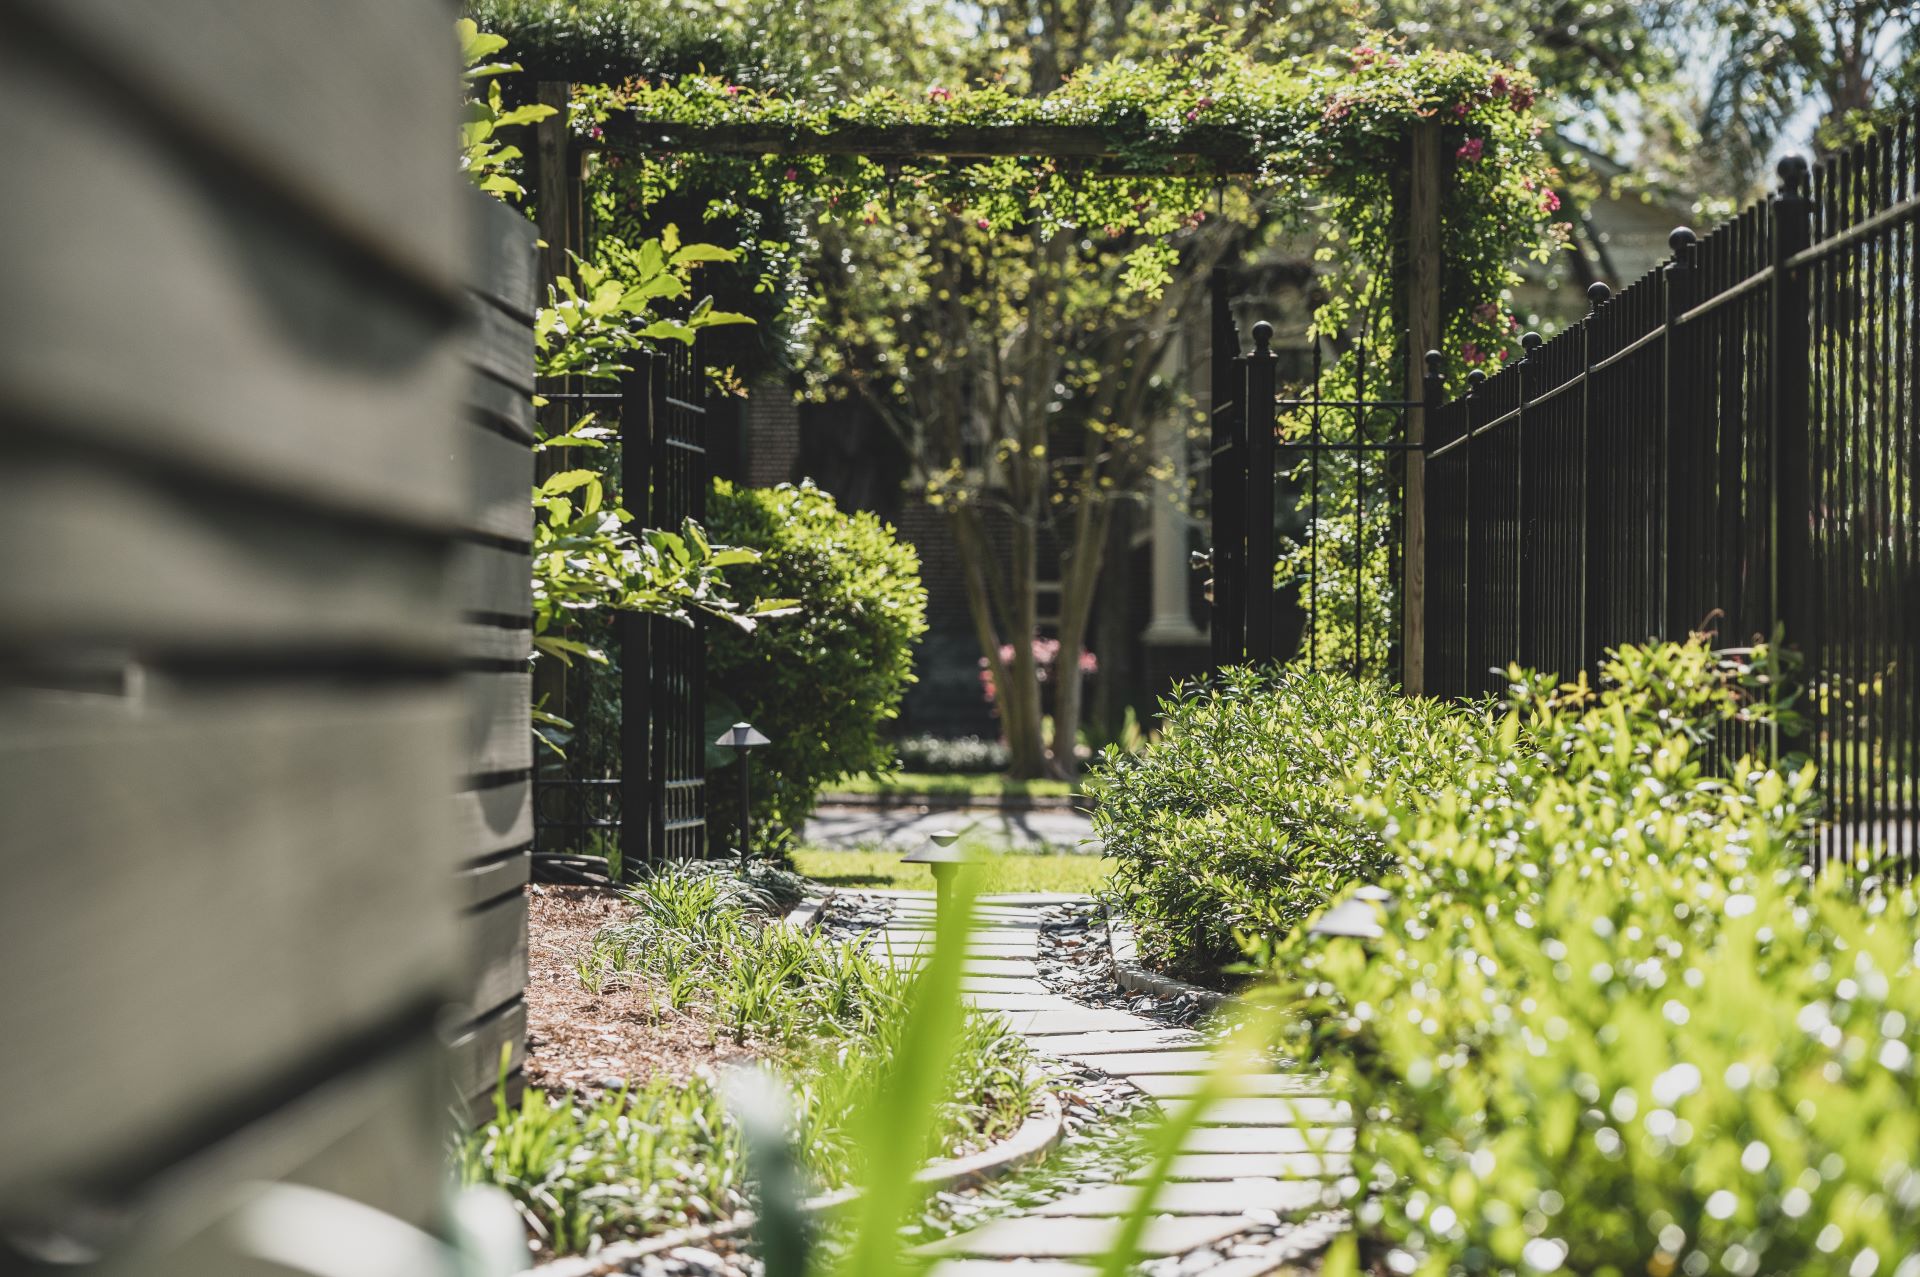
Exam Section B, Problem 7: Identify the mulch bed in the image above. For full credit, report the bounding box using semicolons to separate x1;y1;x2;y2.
522;884;759;1096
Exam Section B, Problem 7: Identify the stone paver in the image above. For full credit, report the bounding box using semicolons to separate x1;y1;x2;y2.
1033;1181;1330;1218
922;1214;1251;1259
1122;1073;1330;1099
847;889;1344;1273
804;805;1098;853
1128;1153;1352;1181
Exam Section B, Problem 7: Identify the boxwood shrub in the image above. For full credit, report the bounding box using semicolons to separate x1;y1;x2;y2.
1272;641;1920;1277
1090;667;1482;980
704;480;926;848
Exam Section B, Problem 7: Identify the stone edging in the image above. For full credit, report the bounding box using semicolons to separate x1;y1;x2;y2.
1104;916;1233;1013
515;897;1068;1277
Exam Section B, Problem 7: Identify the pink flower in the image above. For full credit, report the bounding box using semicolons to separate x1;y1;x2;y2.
1490;75;1509;96
1474;301;1500;321
1541;189;1561;212
723;84;743;96
976;218;990;231
1456;137;1485;162
1453;103;1469;118
1510;84;1536;111
1463;341;1486;365
929;86;953;102
783;167;799;181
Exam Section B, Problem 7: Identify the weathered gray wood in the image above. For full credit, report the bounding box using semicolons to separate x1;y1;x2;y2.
456;847;532;912
10;0;465;297
82;1037;452;1274
449;1000;529;1110
454;778;535;862
460;622;534;664
0;688;464;1205
471;195;541;322
462;893;530;1019
466;365;538;444
453;541;534;621
462;671;535;776
0;47;466;530
467;299;538;398
465;425;536;544
0;454;454;659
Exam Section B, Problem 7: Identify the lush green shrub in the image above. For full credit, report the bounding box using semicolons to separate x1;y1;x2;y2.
895;733;1010;774
1275;642;1920;1277
1090;667;1481;979
705;480;927;849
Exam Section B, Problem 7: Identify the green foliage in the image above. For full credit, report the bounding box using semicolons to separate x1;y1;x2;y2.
1092;667;1483;979
704;481;928;846
457;17;558;200
461;863;1035;1256
1262;640;1920;1276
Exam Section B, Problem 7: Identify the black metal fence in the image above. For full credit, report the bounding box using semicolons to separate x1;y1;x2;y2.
533;341;710;880
1425;121;1920;874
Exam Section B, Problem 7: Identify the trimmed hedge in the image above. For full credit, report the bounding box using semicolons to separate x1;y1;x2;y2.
705;481;926;848
1090;668;1481;979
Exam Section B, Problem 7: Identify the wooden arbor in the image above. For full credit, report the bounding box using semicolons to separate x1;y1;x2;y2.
522;96;1451;704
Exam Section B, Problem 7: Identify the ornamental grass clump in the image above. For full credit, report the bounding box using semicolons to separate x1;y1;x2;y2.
1278;640;1920;1277
1091;667;1482;979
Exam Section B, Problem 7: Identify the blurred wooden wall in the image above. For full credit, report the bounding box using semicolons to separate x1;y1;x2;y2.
0;1;533;1269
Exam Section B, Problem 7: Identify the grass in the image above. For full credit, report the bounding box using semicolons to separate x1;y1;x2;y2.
459;861;1038;1256
828;771;1084;800
792;846;1116;894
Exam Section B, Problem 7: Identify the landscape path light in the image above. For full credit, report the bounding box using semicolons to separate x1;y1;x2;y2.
901;827;974;921
714;721;770;875
1306;883;1395;942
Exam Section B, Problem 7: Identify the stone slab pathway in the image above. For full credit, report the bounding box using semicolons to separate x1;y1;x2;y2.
845;890;1348;1277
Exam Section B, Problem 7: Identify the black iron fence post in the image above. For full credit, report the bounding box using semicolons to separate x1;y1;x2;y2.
617;359;654;882
1462;367;1486;691
1243;321;1279;664
1771;156;1815;739
1580;281;1611;672
1516;331;1542;664
1209;269;1245;669
1661;229;1697;639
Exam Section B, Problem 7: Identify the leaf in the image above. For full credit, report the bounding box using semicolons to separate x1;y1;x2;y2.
670;243;739;266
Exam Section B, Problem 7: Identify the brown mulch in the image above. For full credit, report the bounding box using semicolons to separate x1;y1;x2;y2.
522;883;759;1095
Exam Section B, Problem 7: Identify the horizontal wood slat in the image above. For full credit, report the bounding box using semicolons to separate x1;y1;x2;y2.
455;778;534;862
448;1000;528;1114
462;893;530;1020
466;365;538;444
0;453;455;661
464;421;536;544
471;195;540;321
467;295;539;398
453;541;533;621
0;48;466;531
10;0;465;296
460;622;534;665
0;688;464;1205
462;671;534;777
455;847;532;912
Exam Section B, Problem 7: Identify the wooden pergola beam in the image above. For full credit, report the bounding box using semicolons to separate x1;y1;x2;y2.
595;118;1272;174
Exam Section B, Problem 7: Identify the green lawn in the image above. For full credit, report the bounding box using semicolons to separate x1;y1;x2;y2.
792;847;1114;894
828;771;1084;800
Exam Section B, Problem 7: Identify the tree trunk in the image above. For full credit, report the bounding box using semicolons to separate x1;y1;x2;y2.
1050;498;1112;778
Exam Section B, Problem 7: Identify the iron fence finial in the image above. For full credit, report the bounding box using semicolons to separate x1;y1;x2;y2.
1585;281;1612;313
1776;153;1810;194
1521;331;1543;357
1251;319;1274;353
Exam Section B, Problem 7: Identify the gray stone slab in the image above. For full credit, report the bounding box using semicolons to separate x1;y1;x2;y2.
1186;1097;1353;1127
1073;1050;1217;1075
875;939;1041;958
1126;1073;1330;1099
960;976;1049;995
926;1263;1098;1277
961;993;1089;1012
1036;1028;1202;1056
888;955;1040;976
923;1214;1251;1259
998;1008;1152;1036
1129;1152;1352;1181
1179;1126;1355;1154
1033;1180;1331;1218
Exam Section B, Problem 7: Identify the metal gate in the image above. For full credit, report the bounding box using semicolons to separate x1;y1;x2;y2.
533;342;709;881
1206;270;1426;680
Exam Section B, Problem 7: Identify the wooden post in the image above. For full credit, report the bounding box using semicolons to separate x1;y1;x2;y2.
531;81;575;291
1401;121;1443;693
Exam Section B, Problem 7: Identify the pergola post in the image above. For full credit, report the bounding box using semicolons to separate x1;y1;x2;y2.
1401;120;1443;694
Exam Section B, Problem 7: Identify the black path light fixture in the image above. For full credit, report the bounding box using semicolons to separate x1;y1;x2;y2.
715;721;771;875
